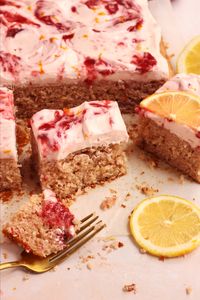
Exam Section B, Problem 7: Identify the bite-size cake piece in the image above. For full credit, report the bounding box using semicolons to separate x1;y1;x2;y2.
3;189;76;257
31;100;129;199
0;0;169;118
0;87;21;190
137;73;200;183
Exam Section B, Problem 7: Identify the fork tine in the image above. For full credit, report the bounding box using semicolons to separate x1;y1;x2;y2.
49;221;101;262
80;212;95;223
49;221;106;264
77;215;99;233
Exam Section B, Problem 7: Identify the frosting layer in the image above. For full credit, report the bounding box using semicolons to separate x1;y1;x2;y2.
141;73;200;149
31;100;129;160
0;86;18;159
0;0;168;85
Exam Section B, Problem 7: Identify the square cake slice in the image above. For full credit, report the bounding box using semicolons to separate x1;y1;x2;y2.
0;0;169;118
3;189;76;257
0;87;21;190
137;73;200;183
31;100;129;200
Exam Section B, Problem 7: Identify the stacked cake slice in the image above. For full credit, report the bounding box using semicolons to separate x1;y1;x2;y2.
137;74;200;182
0;87;21;190
31;100;129;199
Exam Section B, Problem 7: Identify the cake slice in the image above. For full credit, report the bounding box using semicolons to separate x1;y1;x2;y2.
0;87;21;190
3;189;76;257
137;73;200;183
0;0;169;118
31;100;129;200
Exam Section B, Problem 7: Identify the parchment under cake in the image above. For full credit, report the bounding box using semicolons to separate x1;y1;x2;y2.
0;0;169;117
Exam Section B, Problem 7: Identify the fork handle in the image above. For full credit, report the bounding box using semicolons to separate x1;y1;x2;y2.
0;261;23;270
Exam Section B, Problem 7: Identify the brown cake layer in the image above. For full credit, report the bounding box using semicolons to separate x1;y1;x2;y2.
3;194;75;257
0;159;21;191
139;118;200;183
32;143;127;201
13;79;165;118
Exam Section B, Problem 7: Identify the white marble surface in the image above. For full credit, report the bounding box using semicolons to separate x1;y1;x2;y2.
1;1;200;300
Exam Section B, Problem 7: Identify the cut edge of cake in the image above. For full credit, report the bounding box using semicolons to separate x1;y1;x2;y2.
136;73;200;183
30;100;129;200
0;87;21;191
3;189;77;257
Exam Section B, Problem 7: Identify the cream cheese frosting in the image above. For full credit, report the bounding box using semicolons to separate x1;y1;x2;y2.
0;0;169;85
141;73;200;149
31;100;129;160
0;86;18;159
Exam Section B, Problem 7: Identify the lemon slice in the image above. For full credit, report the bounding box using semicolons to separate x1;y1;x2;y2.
130;195;200;257
140;91;200;130
177;35;200;74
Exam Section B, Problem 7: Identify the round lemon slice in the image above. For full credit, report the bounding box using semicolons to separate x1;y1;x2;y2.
140;91;200;130
130;195;200;257
177;35;200;74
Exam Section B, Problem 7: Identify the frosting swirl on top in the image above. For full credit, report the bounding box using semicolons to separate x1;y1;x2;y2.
0;0;168;85
31;100;129;160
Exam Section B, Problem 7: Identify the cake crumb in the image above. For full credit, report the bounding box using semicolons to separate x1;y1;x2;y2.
118;242;124;248
139;248;147;254
87;262;93;270
121;204;126;208
2;252;8;259
80;255;95;263
123;283;136;293
100;195;117;210
12;287;16;291
159;256;165;262
185;287;192;295
22;274;29;281
179;174;185;184
102;240;124;252
124;192;131;201
136;184;159;196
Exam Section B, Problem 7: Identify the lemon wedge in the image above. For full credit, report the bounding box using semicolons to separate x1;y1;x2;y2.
140;91;200;130
177;35;200;74
130;195;200;257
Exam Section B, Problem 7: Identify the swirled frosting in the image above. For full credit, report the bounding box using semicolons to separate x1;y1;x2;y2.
31;100;129;160
0;0;169;85
0;86;18;159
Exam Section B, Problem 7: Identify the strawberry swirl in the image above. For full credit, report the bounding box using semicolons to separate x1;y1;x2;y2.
0;0;168;85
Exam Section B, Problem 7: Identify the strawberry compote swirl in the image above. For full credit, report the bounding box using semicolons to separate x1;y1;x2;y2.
0;0;168;85
31;100;128;160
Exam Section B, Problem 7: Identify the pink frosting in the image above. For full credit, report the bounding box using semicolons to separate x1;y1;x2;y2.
0;86;18;159
31;100;128;160
0;0;168;85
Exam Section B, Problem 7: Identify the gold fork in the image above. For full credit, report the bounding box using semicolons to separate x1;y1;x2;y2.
0;213;106;273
